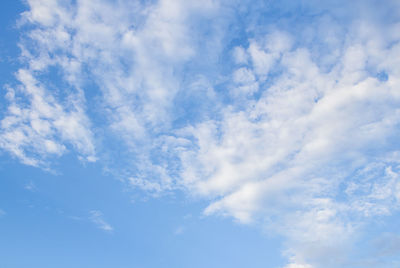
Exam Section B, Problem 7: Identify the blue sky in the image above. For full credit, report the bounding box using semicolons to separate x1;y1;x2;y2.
1;0;400;267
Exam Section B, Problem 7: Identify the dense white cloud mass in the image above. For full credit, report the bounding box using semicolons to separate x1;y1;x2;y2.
2;0;400;266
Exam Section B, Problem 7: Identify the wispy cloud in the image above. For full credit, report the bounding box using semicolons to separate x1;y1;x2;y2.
0;67;96;167
89;210;113;233
174;226;185;235
24;181;37;192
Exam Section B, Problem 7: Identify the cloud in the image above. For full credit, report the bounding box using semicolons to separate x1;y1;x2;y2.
24;181;37;192
172;2;400;266
3;0;400;267
0;209;5;217
0;54;96;166
89;210;113;232
174;226;185;235
6;0;223;176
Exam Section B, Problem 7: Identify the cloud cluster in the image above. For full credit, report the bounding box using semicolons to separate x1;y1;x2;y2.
0;69;95;166
2;0;400;266
176;12;400;266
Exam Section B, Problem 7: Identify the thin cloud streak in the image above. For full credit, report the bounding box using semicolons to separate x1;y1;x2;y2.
89;210;113;232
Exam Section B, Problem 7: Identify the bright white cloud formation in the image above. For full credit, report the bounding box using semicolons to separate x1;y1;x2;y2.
2;0;400;267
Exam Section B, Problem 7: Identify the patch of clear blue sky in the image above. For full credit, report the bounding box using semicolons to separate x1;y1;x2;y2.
0;154;284;268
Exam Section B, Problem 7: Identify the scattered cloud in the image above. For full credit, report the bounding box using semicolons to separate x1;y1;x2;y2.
0;69;96;167
177;20;400;265
2;0;400;267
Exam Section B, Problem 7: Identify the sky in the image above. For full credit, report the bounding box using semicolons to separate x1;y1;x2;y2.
1;0;400;267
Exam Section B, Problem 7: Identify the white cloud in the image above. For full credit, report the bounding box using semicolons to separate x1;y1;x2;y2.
233;46;248;64
3;0;400;267
0;69;95;166
7;0;222;178
174;14;400;267
24;181;37;192
232;67;258;96
0;209;5;217
128;177;162;194
89;210;113;232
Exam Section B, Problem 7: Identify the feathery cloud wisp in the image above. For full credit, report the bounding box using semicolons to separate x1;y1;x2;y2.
89;210;113;232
